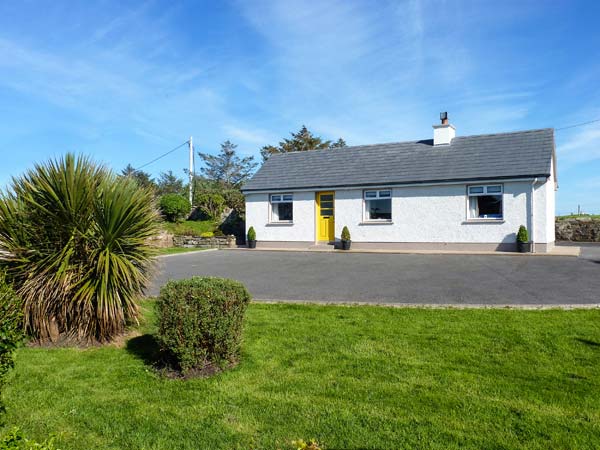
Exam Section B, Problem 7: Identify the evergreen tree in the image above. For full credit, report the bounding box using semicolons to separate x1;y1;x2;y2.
121;164;155;190
156;170;185;196
197;140;258;188
260;126;346;161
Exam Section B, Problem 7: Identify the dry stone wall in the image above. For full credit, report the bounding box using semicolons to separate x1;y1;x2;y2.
555;218;600;242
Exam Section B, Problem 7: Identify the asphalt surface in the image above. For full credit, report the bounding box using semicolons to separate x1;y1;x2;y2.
148;245;600;305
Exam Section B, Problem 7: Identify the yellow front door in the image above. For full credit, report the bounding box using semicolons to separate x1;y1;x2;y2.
316;192;335;242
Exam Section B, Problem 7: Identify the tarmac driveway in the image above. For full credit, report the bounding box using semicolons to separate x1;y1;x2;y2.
149;247;600;305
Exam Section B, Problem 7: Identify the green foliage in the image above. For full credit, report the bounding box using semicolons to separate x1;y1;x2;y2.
517;225;529;243
121;164;156;191
0;428;60;449
260;126;346;161
156;277;251;374
221;189;245;215
158;194;191;223
247;226;256;241
198;141;257;188
0;154;159;343
341;226;351;242
161;220;216;237
194;192;226;221
156;171;185;196
0;274;22;415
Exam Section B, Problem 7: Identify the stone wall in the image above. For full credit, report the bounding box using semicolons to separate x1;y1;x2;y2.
555;218;600;242
147;230;174;248
173;235;237;249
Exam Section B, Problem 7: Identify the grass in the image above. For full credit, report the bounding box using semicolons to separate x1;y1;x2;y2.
154;247;209;256
161;220;216;236
3;302;600;449
557;214;600;220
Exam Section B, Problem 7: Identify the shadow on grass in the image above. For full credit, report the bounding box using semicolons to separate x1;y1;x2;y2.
575;337;600;347
126;334;163;367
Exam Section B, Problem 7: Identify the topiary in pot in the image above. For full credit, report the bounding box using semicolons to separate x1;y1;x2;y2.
340;226;351;250
516;225;531;253
247;226;257;248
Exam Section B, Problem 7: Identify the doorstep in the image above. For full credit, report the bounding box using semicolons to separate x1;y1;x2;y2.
225;245;581;257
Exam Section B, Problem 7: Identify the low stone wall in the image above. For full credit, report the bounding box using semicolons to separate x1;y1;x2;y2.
147;230;174;248
555;218;600;242
173;235;236;249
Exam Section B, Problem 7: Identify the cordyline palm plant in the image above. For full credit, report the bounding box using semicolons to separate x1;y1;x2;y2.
0;154;159;343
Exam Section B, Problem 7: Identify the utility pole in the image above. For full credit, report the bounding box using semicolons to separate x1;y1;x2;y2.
188;136;194;206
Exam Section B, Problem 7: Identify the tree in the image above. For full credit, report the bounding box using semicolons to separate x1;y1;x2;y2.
121;164;156;191
260;126;346;161
0;154;159;343
330;138;347;148
156;170;185;196
198;141;258;188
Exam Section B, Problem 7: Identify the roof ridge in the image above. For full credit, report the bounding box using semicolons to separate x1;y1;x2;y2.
266;127;554;158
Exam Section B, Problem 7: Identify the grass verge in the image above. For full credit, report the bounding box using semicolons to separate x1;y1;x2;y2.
161;220;216;237
2;302;600;449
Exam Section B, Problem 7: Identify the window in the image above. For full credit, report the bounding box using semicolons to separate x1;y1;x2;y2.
270;194;293;222
468;185;503;219
364;190;392;221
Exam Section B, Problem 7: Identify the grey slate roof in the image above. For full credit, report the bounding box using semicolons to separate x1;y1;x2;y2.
242;128;556;192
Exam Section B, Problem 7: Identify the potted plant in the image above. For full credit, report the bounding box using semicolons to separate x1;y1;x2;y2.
516;225;531;253
340;226;351;250
247;226;257;249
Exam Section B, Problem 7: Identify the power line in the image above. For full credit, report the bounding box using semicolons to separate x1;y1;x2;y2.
556;117;600;131
135;141;189;171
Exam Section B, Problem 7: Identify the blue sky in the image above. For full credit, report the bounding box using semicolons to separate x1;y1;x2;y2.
0;0;599;214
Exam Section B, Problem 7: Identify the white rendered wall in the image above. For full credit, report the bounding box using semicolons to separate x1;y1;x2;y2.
245;178;555;245
334;181;554;244
245;191;315;242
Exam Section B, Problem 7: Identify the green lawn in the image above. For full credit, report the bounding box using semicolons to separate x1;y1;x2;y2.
161;220;216;237
3;303;600;449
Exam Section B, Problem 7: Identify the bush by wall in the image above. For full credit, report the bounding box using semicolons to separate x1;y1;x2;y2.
156;277;251;375
194;192;226;221
0;274;22;414
159;194;191;223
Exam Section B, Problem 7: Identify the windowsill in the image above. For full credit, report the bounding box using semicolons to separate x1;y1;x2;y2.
462;219;505;224
266;222;294;226
359;221;394;225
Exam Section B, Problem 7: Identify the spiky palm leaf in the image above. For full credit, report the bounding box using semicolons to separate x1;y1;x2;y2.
0;154;159;343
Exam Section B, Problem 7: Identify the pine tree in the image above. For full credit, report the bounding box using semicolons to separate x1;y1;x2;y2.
197;141;258;188
260;126;346;161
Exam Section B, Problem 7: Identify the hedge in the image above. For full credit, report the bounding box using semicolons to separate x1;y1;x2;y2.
156;277;251;375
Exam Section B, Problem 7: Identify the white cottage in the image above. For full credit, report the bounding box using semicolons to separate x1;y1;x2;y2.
242;115;557;253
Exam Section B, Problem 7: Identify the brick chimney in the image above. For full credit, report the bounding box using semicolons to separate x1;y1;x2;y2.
433;112;455;145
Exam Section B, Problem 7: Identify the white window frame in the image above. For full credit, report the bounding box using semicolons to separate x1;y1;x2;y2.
270;193;293;223
363;189;392;222
467;184;504;220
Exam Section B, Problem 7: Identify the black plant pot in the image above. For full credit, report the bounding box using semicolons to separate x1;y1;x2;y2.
517;241;531;253
341;240;351;250
247;240;257;249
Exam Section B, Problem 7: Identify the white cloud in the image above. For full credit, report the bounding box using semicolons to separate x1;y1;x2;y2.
558;126;600;167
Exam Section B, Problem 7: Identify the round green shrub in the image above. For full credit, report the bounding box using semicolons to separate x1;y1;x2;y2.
517;225;529;243
156;277;251;375
159;194;191;223
0;273;22;411
247;226;256;241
